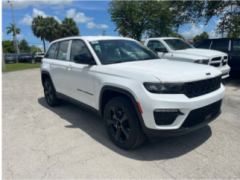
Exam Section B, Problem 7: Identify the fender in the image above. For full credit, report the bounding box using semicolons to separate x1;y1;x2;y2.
41;71;57;94
99;86;147;131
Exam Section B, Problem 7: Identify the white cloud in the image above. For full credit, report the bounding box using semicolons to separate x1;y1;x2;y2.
17;34;24;39
19;14;33;25
19;8;61;25
181;25;206;37
86;22;109;29
2;0;72;9
66;9;94;23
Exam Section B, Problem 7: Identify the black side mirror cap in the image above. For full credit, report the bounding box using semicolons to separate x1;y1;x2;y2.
74;54;96;65
155;47;168;53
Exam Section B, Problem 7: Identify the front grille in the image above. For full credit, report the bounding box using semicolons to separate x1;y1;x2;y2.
182;76;221;98
181;100;222;127
211;63;220;67
212;57;221;61
154;112;178;125
222;61;227;66
224;56;228;59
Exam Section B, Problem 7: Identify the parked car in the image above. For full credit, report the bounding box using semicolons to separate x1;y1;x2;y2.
144;37;230;79
195;38;240;76
19;53;35;63
34;52;45;62
41;36;225;149
4;54;17;64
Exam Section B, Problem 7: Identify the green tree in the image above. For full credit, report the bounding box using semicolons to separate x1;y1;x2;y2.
6;23;21;36
30;45;42;53
171;32;185;40
19;39;30;52
170;1;240;37
2;40;15;53
193;31;209;42
31;16;47;52
61;18;80;38
43;17;61;42
108;1;159;41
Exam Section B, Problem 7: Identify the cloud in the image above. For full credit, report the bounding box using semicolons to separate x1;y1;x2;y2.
19;8;61;25
181;25;206;37
17;34;24;39
19;14;33;25
66;9;94;23
2;0;72;9
86;22;109;29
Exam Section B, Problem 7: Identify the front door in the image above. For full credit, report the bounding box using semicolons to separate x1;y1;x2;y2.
229;39;240;73
66;39;96;108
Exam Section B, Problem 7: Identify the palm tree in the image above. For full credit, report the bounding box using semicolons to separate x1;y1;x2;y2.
43;17;62;42
61;18;80;38
31;16;46;52
6;23;21;36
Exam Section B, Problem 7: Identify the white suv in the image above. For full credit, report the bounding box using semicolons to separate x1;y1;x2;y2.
144;37;231;79
41;36;225;149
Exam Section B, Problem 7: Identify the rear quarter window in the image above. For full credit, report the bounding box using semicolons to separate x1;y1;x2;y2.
232;40;240;51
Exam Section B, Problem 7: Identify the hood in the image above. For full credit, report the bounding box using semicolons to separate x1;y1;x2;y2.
106;59;222;83
175;48;227;58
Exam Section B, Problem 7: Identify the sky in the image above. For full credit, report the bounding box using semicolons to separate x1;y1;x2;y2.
2;0;221;50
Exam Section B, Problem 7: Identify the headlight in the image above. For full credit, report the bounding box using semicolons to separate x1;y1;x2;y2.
144;82;184;94
194;59;209;65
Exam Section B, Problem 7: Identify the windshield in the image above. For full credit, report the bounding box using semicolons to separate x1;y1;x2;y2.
90;40;158;64
4;55;15;57
164;39;193;50
21;53;30;56
38;53;45;55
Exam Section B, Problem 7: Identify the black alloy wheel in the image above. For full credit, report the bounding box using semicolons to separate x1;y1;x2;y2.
107;106;131;143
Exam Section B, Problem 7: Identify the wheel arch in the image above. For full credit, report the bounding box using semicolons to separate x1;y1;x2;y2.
99;86;146;130
41;71;57;93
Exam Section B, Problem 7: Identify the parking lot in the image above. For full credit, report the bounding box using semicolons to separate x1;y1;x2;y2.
2;69;240;179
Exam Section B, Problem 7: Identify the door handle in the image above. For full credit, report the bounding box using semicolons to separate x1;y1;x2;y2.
50;62;54;66
67;65;72;70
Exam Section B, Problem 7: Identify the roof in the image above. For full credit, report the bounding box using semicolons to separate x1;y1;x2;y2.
51;36;134;43
146;37;180;40
201;38;240;41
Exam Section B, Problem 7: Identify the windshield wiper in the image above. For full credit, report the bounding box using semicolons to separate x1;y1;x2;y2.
104;60;128;65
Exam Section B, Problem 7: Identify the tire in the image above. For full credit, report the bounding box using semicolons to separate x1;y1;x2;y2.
31;59;36;64
44;78;62;107
104;96;146;150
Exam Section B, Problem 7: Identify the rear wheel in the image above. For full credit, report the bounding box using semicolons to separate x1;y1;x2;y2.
104;96;146;150
31;59;36;64
44;78;62;107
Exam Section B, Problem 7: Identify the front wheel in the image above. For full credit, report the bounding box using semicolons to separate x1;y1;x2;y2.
104;96;146;150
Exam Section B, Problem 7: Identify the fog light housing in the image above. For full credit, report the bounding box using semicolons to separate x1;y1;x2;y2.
154;109;179;113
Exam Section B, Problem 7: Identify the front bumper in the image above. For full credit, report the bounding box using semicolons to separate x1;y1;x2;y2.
218;65;230;79
143;110;221;138
136;84;225;136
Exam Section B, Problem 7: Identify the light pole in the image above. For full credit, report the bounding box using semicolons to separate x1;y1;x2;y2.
8;0;19;62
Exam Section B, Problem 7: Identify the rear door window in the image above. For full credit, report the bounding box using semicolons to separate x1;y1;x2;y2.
45;43;57;59
56;41;70;60
232;40;240;51
212;40;229;51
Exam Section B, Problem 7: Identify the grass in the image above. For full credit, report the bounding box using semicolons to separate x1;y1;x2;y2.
2;62;41;72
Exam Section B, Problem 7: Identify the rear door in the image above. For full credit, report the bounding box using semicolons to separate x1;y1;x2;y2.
48;40;70;96
229;39;240;71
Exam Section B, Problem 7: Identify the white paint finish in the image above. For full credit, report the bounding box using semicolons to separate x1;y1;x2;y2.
41;36;225;131
144;37;231;78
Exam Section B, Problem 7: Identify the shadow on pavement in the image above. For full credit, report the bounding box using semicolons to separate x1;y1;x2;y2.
38;97;212;161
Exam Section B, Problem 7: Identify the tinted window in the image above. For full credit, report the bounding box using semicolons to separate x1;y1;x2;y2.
197;41;211;49
56;41;69;60
46;43;56;58
232;40;240;51
70;40;93;63
147;41;165;51
90;40;158;64
212;40;229;51
164;39;193;50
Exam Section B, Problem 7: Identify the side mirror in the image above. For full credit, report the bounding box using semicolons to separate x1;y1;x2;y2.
74;54;96;65
155;47;168;53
